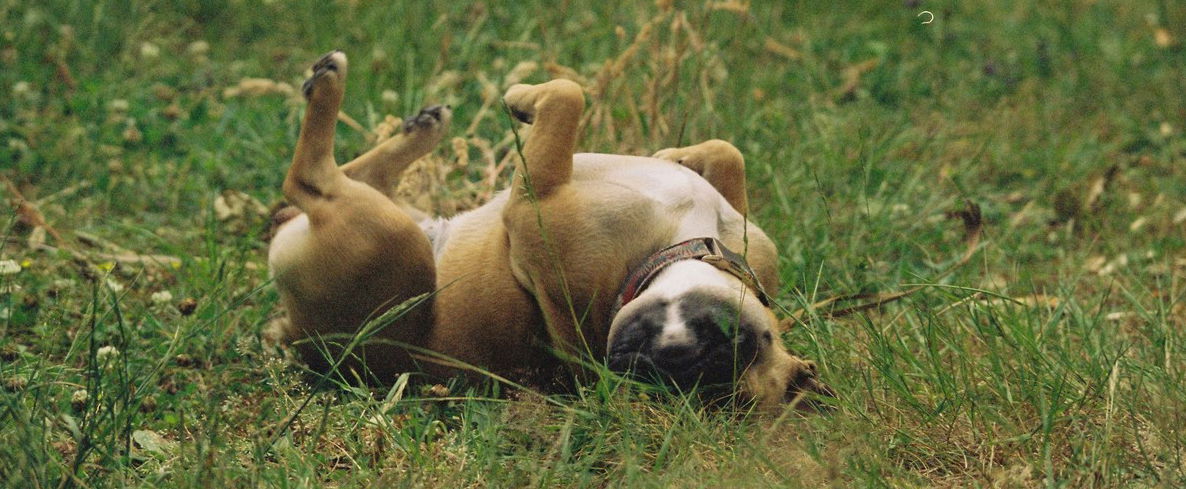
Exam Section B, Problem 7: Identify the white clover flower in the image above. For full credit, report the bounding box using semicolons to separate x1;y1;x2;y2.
0;259;20;275
105;277;124;293
381;89;399;104
7;139;29;152
140;42;160;59
71;389;89;408
108;99;129;113
96;345;120;362
12;81;30;98
151;290;173;303
187;40;209;56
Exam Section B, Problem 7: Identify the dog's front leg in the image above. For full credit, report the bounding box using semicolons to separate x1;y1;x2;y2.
340;105;452;201
500;80;609;363
502;80;584;199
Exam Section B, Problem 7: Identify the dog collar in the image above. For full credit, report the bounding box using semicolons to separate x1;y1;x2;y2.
612;237;771;317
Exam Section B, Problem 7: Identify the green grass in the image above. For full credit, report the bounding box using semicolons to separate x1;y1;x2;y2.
2;0;1185;487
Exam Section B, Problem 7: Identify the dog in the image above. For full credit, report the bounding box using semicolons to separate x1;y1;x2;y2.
267;51;831;410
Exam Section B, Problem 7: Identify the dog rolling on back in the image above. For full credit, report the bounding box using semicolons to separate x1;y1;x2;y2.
268;51;831;410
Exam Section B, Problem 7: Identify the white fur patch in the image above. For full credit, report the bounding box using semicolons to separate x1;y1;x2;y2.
645;260;747;300
642;260;755;349
657;304;693;347
267;213;311;277
418;217;452;259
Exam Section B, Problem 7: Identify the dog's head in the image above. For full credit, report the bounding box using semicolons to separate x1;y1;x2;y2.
606;239;833;410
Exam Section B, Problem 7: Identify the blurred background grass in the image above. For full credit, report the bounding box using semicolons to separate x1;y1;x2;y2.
1;0;1184;487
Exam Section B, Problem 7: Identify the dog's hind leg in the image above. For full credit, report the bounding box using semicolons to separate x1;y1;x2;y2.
283;51;353;213
652;139;749;216
339;105;452;201
271;51;437;382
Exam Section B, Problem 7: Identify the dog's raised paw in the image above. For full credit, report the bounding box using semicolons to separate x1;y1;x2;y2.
301;50;347;99
502;84;537;124
403;105;452;133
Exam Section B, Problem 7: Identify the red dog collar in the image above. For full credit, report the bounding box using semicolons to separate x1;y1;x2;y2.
611;237;771;318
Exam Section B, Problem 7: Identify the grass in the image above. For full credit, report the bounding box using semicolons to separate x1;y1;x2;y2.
1;0;1185;487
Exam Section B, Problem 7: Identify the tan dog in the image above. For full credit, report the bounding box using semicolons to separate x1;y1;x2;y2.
268;51;830;410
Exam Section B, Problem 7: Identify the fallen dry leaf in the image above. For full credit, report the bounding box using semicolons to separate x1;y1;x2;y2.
764;38;803;61
1154;27;1174;48
707;1;749;14
222;78;295;98
835;58;880;101
214;190;268;222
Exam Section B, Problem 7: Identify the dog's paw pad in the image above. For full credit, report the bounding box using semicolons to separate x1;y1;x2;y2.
509;107;534;124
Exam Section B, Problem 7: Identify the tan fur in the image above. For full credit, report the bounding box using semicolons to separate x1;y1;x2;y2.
269;52;436;381
268;52;828;407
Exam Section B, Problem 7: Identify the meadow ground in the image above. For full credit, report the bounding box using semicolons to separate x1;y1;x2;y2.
2;1;1185;487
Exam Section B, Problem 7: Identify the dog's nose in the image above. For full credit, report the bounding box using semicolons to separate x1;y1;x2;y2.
651;342;703;371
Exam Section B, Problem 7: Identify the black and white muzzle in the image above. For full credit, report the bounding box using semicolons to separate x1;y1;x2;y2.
607;238;772;391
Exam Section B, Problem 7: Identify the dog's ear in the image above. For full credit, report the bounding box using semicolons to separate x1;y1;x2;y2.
783;359;836;412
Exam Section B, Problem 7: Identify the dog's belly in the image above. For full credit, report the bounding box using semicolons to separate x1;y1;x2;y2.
569;153;744;243
426;154;745;256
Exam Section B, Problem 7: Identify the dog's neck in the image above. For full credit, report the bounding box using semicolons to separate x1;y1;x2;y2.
611;238;769;318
